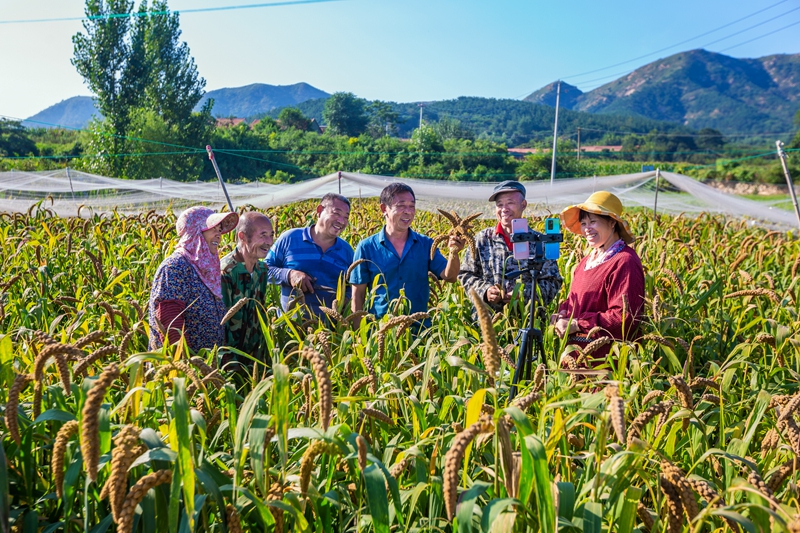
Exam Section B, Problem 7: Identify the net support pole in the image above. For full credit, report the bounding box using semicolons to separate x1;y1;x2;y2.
550;80;561;187
653;168;661;219
776;141;800;230
206;145;235;212
66;166;75;201
338;171;342;194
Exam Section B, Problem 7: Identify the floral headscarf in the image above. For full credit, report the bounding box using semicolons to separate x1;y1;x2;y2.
174;206;238;300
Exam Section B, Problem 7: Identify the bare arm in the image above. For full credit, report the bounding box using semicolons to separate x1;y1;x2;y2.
439;235;465;283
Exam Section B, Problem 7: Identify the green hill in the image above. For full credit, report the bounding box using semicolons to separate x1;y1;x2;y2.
196;82;329;118
266;96;694;145
526;49;800;135
24;83;330;129
23;96;101;130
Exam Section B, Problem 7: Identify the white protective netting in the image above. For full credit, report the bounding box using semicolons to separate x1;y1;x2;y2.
0;168;797;229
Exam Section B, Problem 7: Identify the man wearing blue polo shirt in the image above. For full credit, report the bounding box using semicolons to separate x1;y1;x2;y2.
349;183;464;320
267;193;354;318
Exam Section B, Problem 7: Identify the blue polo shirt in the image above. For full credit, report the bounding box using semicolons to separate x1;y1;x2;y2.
349;227;448;318
266;227;354;317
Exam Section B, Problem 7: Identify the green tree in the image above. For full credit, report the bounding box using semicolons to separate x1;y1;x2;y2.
433;116;474;141
0;120;38;158
366;101;401;138
696;128;725;152
73;0;211;179
133;1;212;180
141;1;206;125
278;108;310;131
790;109;800;149
72;0;148;175
410;122;444;167
322;92;368;137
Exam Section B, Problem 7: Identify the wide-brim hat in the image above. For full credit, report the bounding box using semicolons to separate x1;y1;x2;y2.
205;211;239;234
177;206;239;237
560;191;634;244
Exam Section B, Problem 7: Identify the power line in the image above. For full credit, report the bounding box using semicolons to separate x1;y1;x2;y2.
8;114;797;140
4;144;796;161
0;0;339;25
569;67;639;89
546;6;800;92
4;115;206;152
560;0;792;81
696;5;800;49
573;127;798;138
718;17;800;52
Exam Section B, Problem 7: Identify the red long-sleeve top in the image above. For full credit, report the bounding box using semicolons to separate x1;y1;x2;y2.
558;246;645;357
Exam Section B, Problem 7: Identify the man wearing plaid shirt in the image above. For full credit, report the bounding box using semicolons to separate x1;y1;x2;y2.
459;181;563;313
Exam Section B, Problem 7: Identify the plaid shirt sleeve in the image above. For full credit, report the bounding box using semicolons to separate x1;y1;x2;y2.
459;227;563;311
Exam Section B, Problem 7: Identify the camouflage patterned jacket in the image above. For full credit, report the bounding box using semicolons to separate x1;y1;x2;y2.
459;226;563;313
220;249;273;365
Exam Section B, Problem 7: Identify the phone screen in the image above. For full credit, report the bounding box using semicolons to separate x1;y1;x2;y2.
544;217;560;260
511;218;529;260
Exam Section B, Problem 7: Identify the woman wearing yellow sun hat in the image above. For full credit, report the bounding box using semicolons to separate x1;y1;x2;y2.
550;191;645;359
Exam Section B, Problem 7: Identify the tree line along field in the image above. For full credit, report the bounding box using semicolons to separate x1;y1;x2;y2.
4;116;799;186
0;200;799;533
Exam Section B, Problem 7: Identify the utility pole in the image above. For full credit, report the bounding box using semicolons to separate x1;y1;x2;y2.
418;103;425;129
776;140;800;229
577;127;581;160
550;80;561;187
653;168;661;219
66;166;75;202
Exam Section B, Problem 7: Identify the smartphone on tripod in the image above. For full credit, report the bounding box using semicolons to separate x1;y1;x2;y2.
544;217;560;260
511;218;529;260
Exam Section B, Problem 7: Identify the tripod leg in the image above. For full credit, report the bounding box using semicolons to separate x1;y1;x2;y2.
525;328;543;382
510;329;531;401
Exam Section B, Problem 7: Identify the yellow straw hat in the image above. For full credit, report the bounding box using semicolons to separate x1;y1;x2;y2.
560;191;634;244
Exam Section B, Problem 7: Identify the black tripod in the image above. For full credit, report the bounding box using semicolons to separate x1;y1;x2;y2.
507;262;546;401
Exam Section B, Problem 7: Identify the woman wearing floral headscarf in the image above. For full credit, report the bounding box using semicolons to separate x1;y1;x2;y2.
551;191;645;359
149;206;239;352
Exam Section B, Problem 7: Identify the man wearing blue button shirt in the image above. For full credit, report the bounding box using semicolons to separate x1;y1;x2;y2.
267;193;354;318
349;183;464;321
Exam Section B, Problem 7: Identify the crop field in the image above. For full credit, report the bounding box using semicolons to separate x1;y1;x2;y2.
0;199;799;533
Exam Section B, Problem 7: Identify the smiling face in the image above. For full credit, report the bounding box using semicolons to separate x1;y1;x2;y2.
579;211;619;250
381;191;416;233
494;191;527;232
240;216;274;261
316;198;350;240
202;224;224;256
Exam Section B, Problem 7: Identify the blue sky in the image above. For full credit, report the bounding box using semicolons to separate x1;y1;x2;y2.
1;0;798;119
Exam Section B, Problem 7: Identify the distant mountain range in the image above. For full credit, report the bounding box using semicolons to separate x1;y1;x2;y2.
525;49;800;134
22;49;800;138
23;82;330;130
195;82;330;118
23;96;101;129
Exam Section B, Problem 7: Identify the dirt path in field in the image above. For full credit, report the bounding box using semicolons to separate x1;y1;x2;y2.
703;180;795;196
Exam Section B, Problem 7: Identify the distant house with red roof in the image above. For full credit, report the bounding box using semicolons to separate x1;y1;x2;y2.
214;116;326;134
580;145;623;153
508;145;622;159
215;118;246;128
508;148;542;158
